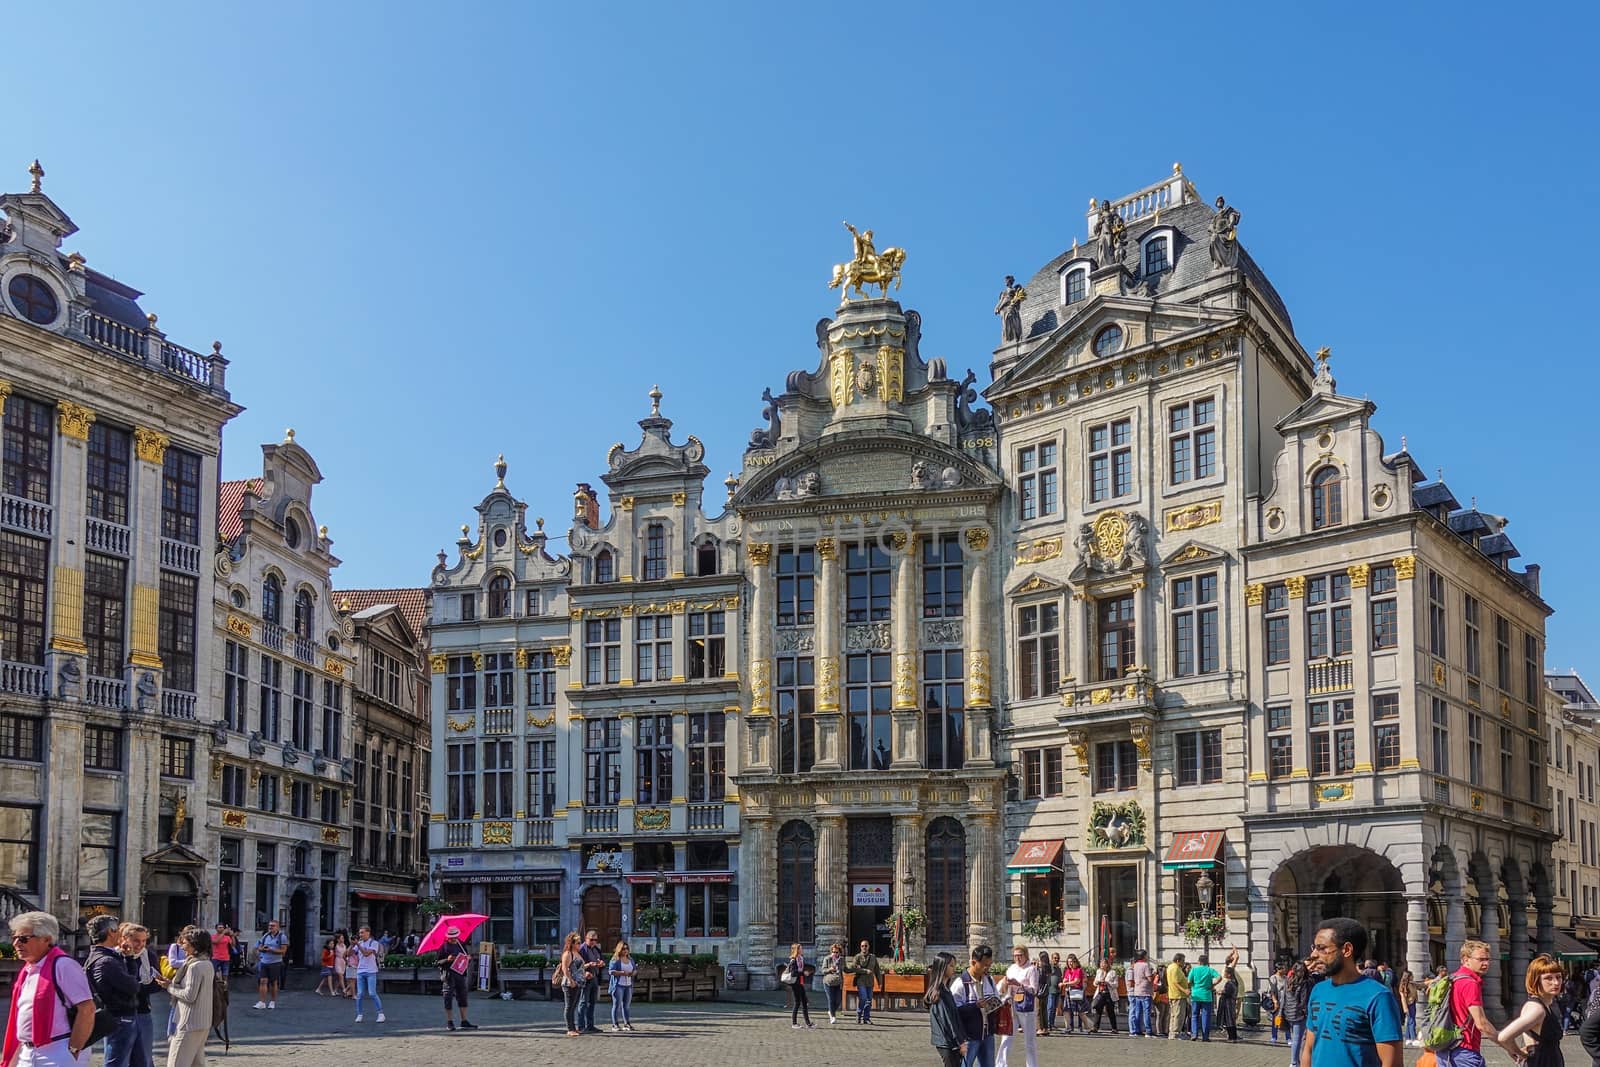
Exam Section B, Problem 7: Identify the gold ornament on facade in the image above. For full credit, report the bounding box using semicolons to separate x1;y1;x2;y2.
1432;662;1446;688
429;653;448;673
671;491;687;506
877;345;904;402
746;542;773;567
447;717;476;732
890;530;910;552
221;809;247;829
323;657;343;676
470;651;484;671
527;712;555;728
551;645;572;667
893;653;917;708
481;822;513;845
1091;688;1113;705
964;527;990;552
1347;563;1370;587
1165;499;1223;533
618;497;635;511
56;401;95;441
1015;537;1063;566
48;566;87;654
1245;583;1265;607
321;827;341;844
1092;510;1129;561
749;659;772;715
1286;575;1307;599
829;222;906;300
1393;555;1417;580
968;650;992;707
816;537;837;562
635;808;671;831
226;615;252;638
1171;543;1210;564
1066;730;1090;774
514;647;528;668
817;656;840;711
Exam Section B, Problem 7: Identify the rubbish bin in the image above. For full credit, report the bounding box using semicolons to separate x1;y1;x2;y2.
725;962;748;991
1241;991;1262;1026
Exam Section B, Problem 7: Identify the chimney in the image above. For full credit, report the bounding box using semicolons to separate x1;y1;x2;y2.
1523;563;1540;595
573;483;599;529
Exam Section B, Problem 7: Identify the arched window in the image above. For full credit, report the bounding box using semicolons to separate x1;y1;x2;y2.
777;820;815;946
1311;467;1342;530
594;550;614;584
696;541;719;577
925;817;968;944
487;575;512;618
293;589;313;638
643;523;667;581
1064;268;1088;305
262;574;282;626
1143;235;1170;275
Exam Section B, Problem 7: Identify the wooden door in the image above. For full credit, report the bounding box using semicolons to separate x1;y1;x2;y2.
582;885;622;949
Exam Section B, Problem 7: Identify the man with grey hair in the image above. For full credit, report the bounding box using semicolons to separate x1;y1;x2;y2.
2;911;96;1066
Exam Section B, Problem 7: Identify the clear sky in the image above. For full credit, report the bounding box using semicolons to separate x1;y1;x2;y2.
8;3;1598;668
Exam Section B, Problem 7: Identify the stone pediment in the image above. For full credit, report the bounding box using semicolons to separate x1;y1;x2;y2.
142;842;209;869
1008;572;1067;598
1275;388;1374;435
1159;540;1229;569
735;430;1001;507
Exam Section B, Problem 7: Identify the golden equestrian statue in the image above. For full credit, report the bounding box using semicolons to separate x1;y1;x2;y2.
830;221;906;300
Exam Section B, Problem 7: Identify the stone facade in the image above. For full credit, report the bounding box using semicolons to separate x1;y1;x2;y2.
0;164;239;943
1545;672;1600;941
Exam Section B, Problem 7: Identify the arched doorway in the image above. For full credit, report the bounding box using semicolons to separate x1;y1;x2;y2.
1269;846;1407;964
582;886;622;949
777;820;815;947
925;818;967;945
141;870;196;946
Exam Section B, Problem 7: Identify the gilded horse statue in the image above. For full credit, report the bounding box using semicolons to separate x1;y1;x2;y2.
830;221;907;299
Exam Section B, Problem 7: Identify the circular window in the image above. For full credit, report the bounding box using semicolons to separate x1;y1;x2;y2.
1093;324;1123;357
328;634;341;651
493;528;507;548
284;517;301;549
8;275;58;325
230;589;246;608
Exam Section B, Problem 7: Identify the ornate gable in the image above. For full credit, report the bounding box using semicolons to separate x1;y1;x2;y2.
1159;540;1229;570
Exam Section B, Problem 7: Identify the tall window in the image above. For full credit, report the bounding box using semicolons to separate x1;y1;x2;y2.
527;739;556;817
487;575;512;618
1064;268;1087;305
258;773;281;814
845;544;891;622
85;422;131;525
1495;615;1512;692
482;740;514;818
290;781;312;820
1171;572;1219;676
924;649;964;770
636;616;673;682
643;523;667;581
160;447;202;545
1144;235;1170;275
1306;571;1352;659
922;535;964;618
925;818;967;944
1529;738;1542;802
445;743;476;820
847;652;893;770
1467;712;1484;785
459;591;476;621
687;712;725;801
584;718;622;805
1088;418;1133;503
258;654;282;741
1097;595;1136;682
777;821;815;945
594;550;614;584
1309;699;1355;777
447;655;477;711
1526;634;1542;705
2;395;52;503
352;748;366;822
1370;565;1398;649
1499;725;1514;794
1265;582;1290;665
82;554;126;678
224;640;249;731
290;668;314;750
1464;595;1481;677
483;652;514;707
1427;571;1447;658
775;546;815;627
1094;740;1137;793
1021;747;1063;798
1267;704;1293;779
262;574;282;627
635;714;673;803
1017;441;1059;520
1176;729;1223;785
1168;397;1216;484
687;611;725;679
1432;698;1451;775
293;589;313;639
776;655;815;774
160;735;194;779
1310;467;1342;529
83;725;121;771
1017;601;1060;700
696;541;719;576
80;812;119;896
529;880;561;945
585;619;621;685
0;806;38;890
0;715;42;761
221;764;247;807
0;531;48;665
158;572;198;692
525;649;556;707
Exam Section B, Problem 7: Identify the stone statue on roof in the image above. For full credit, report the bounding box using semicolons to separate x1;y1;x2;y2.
994;276;1025;343
1209;196;1242;268
1093;198;1126;266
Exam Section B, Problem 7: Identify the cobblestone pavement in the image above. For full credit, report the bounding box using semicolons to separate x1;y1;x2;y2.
145;985;1529;1067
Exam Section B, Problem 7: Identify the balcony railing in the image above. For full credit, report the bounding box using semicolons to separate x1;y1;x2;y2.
1307;659;1354;695
688;804;724;831
160;537;202;576
444;822;473;848
0;662;47;696
85;517;131;557
483;708;515;734
583;807;619;834
527;818;555;846
0;495;51;537
80;310;226;394
261;622;285;652
85;676;127;710
161;691;197;719
291;635;316;665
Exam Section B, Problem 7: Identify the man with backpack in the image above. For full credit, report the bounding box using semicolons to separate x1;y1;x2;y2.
84;915;140;1067
1302;917;1402;1067
1423;940;1523;1067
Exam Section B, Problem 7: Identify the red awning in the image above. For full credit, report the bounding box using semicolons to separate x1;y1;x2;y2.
1007;839;1065;872
353;891;419;903
623;872;734;885
1162;830;1225;869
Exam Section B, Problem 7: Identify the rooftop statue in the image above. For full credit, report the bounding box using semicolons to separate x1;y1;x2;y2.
830;221;906;300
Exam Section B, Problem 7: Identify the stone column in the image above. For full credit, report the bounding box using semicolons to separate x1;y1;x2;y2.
1393;556;1422;790
129;429;170;680
895;812;926;960
1348;565;1374;783
1070;594;1092;690
722;704;742;801
814;538;843;771
44;706;87;927
891;532;921;768
1407;895;1432;984
745;544;774;772
617;498;637;582
742;813;778;988
672;492;689;578
1507;878;1529;1014
670;709;688;834
964;528;995;767
815;815;848;953
965;811;999;949
47;403;93;676
1286;575;1310;803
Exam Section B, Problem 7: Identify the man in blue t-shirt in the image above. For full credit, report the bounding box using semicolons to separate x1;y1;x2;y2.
1301;917;1403;1067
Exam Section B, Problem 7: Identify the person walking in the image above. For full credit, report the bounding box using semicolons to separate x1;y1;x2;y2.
3;911;98;1067
851;939;883;1025
1166;953;1191;1040
1266;963;1289;1045
165;928;215;1067
608;941;636;1032
1301;917;1402;1067
1442;939;1524;1067
331;932;351;998
1397;969;1418;1045
1034;952;1056;1036
997;944;1039;1067
86;915;140;1067
1285;961;1313;1067
251;920;288;1010
351;925;386;1024
927;952;969;1067
783;943;813;1029
209;927;233;986
1128;949;1156;1037
820;943;846;1025
577;930;605;1034
1091;957;1120;1033
1060;954;1087;1034
1217;947;1241;1042
1188;953;1219;1041
314;940;337;996
952;945;1001;1067
558;933;584;1038
1503;955;1565;1067
1044;953;1063;1035
118;922;163;1067
436;927;477;1032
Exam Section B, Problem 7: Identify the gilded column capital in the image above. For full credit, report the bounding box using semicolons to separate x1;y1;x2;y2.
0;379;11;415
1393;555;1417;580
964;527;991;552
56;400;95;441
429;653;448;674
890;530;910;552
551;645;572;667
1244;583;1265;607
618;496;635;511
1285;575;1307;599
815;537;837;562
746;542;773;567
133;427;171;465
1347;563;1370;588
671;491;687;506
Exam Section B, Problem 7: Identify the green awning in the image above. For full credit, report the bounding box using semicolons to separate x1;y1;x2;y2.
1553;929;1598;961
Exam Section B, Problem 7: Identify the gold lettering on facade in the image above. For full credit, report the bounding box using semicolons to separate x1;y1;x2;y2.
1015;537;1063;565
1164;498;1223;533
226;615;252;639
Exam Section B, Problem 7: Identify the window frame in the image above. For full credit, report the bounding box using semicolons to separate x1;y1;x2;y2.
1087;416;1135;504
1016;600;1061;701
1170;571;1220;677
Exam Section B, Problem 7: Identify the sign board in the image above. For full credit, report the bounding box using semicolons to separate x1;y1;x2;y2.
852;884;890;906
478;942;494;992
445;856;466;868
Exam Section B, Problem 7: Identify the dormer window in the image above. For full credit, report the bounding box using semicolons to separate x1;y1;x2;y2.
643;523;667;581
697;541;719;577
1143;236;1170;276
487;575;512;618
595;550;615;584
1311;467;1343;530
1064;268;1087;305
263;575;282;626
7;275;58;326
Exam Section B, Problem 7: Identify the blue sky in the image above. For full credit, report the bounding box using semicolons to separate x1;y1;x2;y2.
9;3;1598;668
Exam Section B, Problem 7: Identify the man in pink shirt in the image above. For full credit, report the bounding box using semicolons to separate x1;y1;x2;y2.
3;911;96;1067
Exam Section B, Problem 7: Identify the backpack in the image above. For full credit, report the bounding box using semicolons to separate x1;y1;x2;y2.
210;964;231;1052
1420;973;1461;1052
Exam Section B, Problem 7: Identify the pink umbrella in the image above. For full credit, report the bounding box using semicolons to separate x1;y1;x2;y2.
417;913;489;954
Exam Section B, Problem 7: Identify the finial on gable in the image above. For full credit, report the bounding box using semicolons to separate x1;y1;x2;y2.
284;428;296;444
649;384;663;417
494;453;507;488
28;160;43;194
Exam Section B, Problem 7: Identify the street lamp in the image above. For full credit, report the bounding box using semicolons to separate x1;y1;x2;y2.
1196;870;1215;958
652;868;670;954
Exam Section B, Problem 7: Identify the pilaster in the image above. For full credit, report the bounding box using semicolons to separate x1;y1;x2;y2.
814;538;843;771
890;534;920;768
964;528;995;767
815;814;847;951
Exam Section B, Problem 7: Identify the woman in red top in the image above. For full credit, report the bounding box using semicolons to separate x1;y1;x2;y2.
210;924;235;981
315;939;339;995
